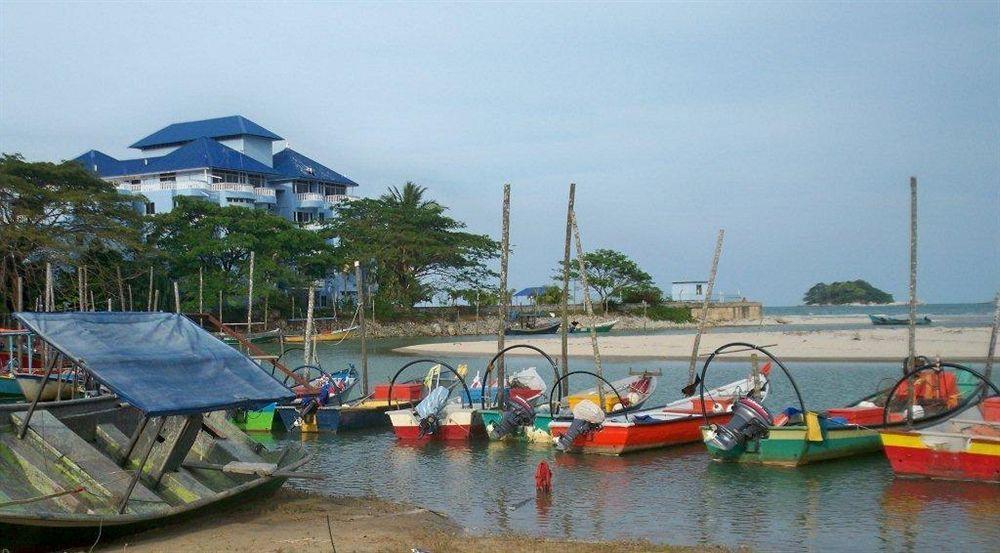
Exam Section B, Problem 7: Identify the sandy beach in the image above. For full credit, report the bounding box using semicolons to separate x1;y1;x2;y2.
394;320;992;362
89;489;703;553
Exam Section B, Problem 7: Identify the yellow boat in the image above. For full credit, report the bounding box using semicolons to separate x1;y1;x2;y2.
284;326;358;343
565;373;658;412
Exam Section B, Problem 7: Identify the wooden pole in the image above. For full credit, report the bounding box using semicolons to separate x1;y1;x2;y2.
246;251;255;330
571;210;603;405
128;284;134;311
77;267;84;311
751;352;761;398
147;268;154;312
173;281;181;314
16;276;23;312
984;292;999;380
687;229;725;385
88;290;95;312
44;263;53;312
107;297;112;312
219;289;224;323
82;266;89;311
497;183;511;390
560;182;576;397
355;261;368;395
304;284;316;366
116;266;126;311
907;177;918;368
199;267;204;314
153;289;159;312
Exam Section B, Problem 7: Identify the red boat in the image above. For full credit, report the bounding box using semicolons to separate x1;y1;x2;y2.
879;363;1000;483
549;367;770;455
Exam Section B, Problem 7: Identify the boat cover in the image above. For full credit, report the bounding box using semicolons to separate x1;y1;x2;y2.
14;312;294;416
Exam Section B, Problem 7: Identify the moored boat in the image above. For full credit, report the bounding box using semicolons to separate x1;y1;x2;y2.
870;314;932;326
385;359;483;441
569;319;618;333
1;311;310;549
477;345;563;442
284;326;358;343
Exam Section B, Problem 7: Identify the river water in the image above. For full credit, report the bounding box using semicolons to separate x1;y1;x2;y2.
263;317;999;552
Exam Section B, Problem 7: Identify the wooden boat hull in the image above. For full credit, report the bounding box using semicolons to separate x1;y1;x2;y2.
702;425;882;466
570;320;618;333
0;374;22;398
505;322;560;336
274;404;341;433
880;430;1000;483
387;406;484;441
551;412;731;455
15;373;77;401
284;327;356;343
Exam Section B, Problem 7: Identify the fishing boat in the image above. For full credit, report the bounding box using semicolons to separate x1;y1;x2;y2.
505;312;560;336
0;311;310;549
271;367;360;433
569;319;618;333
284;325;358;343
549;366;769;455
0;373;21;398
15;371;78;401
219;327;282;345
870;314;932;326
699;344;988;466
476;345;563;442
879;365;999;483
386;360;483;441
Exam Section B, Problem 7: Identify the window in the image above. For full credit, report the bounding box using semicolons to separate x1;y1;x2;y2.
294;211;315;224
695;284;703;295
159;173;176;183
144;202;156;215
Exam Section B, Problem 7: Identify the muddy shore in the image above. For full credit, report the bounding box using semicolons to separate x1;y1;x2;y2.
87;489;709;553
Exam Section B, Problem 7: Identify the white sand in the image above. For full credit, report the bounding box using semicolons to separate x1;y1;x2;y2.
394;326;993;362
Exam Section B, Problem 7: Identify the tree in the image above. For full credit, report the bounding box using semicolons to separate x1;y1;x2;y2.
326;182;499;308
0;154;144;313
555;248;655;313
147;196;336;312
620;283;664;305
803;280;894;305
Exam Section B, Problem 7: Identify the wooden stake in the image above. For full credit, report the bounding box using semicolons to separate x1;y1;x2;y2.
984;292;999;380
246;252;255;330
571;210;603;405
77;267;84;311
128;284;134;311
497;183;511;389
355;261;368;395
89;290;95;312
560;182;576;396
16;276;23;313
82;266;89;310
116;266;126;311
688;229;725;385
304;284;316;366
153;289;159;312
44;263;53;312
147;267;154;312
174;281;181;313
199;267;204;314
219;289;224;323
907;177;918;368
107;297;112;312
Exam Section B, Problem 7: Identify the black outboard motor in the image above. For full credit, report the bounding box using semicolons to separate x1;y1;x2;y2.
488;395;536;440
704;397;773;451
555;399;605;451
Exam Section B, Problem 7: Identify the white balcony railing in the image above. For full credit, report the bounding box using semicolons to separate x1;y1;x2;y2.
212;182;256;194
254;187;276;197
325;194;358;204
296;192;324;202
116;182;209;193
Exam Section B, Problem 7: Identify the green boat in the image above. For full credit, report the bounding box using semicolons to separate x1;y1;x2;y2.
698;344;985;466
569;319;618;333
478;345;563;442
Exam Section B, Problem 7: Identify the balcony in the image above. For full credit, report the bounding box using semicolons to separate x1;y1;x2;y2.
295;192;326;209
211;182;257;194
325;194;358;205
115;182;209;193
254;187;277;204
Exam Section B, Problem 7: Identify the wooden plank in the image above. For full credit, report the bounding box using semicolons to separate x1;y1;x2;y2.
0;433;88;514
950;418;1000;428
11;411;165;512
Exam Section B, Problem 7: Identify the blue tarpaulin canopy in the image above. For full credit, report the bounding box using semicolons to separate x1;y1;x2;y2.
513;287;548;298
14;312;294;416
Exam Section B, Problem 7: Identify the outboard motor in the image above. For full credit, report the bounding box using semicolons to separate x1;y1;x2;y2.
415;386;450;437
488;395;536;440
704;397;772;451
555;400;605;451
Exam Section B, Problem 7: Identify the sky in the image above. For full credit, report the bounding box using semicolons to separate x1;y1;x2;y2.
1;2;997;306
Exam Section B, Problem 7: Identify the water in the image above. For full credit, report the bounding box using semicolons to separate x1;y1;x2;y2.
766;302;995;328
262;320;999;551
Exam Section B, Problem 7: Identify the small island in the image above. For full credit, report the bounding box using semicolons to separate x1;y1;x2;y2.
803;280;894;305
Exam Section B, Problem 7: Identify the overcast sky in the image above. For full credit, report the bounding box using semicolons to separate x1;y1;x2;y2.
2;2;997;305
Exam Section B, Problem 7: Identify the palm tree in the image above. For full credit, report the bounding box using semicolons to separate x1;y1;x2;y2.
381;182;438;210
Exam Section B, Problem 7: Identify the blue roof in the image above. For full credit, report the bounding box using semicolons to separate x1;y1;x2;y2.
73;137;279;177
130;115;282;149
272;148;358;186
514;286;549;298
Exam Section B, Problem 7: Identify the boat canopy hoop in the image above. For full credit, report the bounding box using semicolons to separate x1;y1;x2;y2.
480;344;562;410
882;361;999;426
548;370;629;422
387;358;473;409
698;342;805;423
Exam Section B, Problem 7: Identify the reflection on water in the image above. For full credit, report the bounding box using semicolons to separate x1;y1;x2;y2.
260;336;999;551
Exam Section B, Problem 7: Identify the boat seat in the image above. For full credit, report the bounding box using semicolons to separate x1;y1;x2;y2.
11;411;166;514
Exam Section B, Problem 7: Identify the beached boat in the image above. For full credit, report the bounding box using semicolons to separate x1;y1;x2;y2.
0;311;309;549
284;326;358;343
505;312;560;336
386;360;483;441
879;365;999;483
569;319;618;333
699;344;987;466
219;327;282;345
549;368;769;455
870;314;932;326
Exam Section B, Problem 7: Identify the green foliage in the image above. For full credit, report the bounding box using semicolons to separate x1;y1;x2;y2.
0;154;145;313
555;248;655;313
620;284;664;305
803;280;894;305
646;305;693;323
327;182;499;308
535;285;563;305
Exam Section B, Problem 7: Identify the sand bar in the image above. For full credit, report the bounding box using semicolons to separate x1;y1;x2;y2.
394;326;993;362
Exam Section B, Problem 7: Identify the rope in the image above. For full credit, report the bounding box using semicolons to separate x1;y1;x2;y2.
0;486;85;507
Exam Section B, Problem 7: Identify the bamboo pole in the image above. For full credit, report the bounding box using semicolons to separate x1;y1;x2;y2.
173;281;181;313
116;267;126;311
984;292;999;380
246;251;255;330
44;263;54;312
82;267;89;311
906;177;918;422
688;229;725;385
199;267;204;314
77;267;84;311
219;289;224;323
128;284;134;311
107;298;112;312
571;211;603;406
497;183;511;390
304;285;316;366
355;261;368;395
89;290;95;312
147;268;154;312
153;289;159;312
560;182;576;397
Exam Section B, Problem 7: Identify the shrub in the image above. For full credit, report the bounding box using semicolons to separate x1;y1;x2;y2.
645;305;692;323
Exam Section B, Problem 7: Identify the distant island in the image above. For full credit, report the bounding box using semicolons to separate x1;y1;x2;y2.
803;280;894;305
